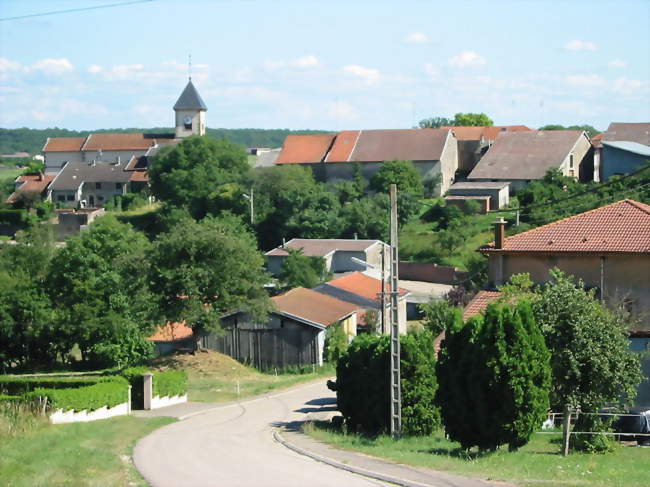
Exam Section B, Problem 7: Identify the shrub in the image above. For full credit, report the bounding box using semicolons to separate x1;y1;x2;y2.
153;370;187;398
86;324;154;369
329;331;440;436
436;302;551;451
0;209;26;225
0;376;117;396
324;322;349;364
24;377;128;412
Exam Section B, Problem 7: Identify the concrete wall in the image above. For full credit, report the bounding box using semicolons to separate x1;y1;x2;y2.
559;135;592;181
56;208;105;238
438;131;459;195
447;186;509;208
82;150;147;163
456;139;485;173
45;151;82;174
488;253;650;332
602;145;649;181
80;180;127;207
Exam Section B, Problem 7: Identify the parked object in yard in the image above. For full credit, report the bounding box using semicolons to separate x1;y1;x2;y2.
614;408;650;446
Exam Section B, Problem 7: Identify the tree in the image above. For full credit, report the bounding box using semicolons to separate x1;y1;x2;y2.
418;117;453;129
148;214;273;340
148;135;250;219
436;301;551;451
370;160;423;196
363;309;379;334
46;215;155;365
324;322;349;364
419;298;455;336
540;124;600;138
453;112;494;127
278;248;331;289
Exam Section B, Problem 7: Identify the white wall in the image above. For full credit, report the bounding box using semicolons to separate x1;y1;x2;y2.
175;110;205;138
45;151;83;174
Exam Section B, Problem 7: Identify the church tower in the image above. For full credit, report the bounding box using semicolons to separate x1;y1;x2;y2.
173;79;208;138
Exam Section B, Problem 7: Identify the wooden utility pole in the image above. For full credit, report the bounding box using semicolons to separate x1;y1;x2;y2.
389;184;401;439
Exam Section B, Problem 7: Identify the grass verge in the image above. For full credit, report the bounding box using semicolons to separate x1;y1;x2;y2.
152;350;334;403
305;422;649;487
0;415;174;487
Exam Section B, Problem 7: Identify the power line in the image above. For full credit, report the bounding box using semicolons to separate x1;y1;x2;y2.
0;0;154;22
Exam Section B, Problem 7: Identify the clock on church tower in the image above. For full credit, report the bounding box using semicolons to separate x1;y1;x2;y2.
173;78;208;138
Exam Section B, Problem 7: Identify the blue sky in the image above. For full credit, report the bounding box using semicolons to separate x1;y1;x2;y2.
1;0;648;132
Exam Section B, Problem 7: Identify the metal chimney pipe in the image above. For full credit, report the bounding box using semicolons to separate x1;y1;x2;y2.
493;217;506;249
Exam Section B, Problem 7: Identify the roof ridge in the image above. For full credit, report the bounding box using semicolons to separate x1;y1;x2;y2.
493;199;644;246
626;198;650;215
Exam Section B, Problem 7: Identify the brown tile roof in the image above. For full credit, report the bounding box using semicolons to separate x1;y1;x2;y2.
442;125;532;141
6;174;55;203
266;238;382;257
275;134;336;164
82;133;156;151
272;287;360;327
326;272;409;302
129;171;149;182
43;137;86;152
325;130;360;162
463;290;502;320
590;132;605;148
468;130;586;180
482;199;650;254
148;322;194;342
350;128;449;162
603;122;650;146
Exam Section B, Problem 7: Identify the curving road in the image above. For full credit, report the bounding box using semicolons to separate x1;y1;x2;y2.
134;380;391;487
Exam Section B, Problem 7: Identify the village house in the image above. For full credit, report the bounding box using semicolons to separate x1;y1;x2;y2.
445;181;510;211
441;125;532;175
468;130;593;192
312;271;409;335
265;238;388;276
6;173;55;205
597;122;650;181
275;128;458;196
206;287;361;368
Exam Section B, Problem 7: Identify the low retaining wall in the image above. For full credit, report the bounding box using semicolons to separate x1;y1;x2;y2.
149;394;188;410
49;401;129;424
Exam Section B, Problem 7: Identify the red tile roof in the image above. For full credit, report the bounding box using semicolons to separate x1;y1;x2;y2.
82;133;156;151
275;134;336;164
148;322;194;342
129;171;149;182
43;137;86;152
442;125;532;141
326;272;409;302
463;290;502;320
325;130;361;162
482;199;650;254
7;174;55;203
266;238;382;257
272;287;360;326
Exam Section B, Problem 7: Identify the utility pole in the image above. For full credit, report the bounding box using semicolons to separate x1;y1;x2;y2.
389;184;401;439
381;245;386;334
243;187;254;225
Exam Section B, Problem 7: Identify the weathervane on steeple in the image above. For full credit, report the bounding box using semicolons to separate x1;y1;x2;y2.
188;53;192;80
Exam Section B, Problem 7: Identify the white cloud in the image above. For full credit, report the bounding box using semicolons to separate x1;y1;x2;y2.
31;58;74;75
448;51;486;68
612;77;643;95
608;59;626;68
0;58;23;72
327;101;358;121
343;64;380;85
565;40;597;51
565;73;605;88
405;32;428;44
104;64;144;80
424;63;439;80
87;65;103;74
292;55;320;68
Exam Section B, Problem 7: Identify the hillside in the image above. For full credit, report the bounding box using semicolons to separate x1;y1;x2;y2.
0;127;331;155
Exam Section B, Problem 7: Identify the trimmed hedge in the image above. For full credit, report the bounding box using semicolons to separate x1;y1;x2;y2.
24;378;128;412
0;209;25;225
153;370;187;398
0;376;120;396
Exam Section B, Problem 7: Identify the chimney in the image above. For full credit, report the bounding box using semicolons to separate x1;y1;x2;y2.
282;238;286;248
38;172;43;181
493;218;506;249
354;233;358;240
98;148;103;159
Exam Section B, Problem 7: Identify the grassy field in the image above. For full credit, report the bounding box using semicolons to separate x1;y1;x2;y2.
0;415;174;487
306;422;650;487
152;350;334;403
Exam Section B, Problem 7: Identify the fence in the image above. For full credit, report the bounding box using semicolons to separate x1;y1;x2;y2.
201;327;319;370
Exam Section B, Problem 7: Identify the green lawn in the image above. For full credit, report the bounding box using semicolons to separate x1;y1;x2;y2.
0;415;174;487
306;422;650;487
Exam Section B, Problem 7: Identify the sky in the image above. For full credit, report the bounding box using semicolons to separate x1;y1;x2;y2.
0;0;649;132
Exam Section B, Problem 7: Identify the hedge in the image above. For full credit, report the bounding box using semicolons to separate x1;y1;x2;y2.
153;370;187;398
0;209;26;225
24;379;128;412
0;375;121;396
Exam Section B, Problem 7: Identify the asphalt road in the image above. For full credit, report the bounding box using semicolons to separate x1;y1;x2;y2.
133;380;392;487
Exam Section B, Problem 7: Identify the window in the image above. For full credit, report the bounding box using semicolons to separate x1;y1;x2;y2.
98;195;104;202
115;182;122;190
569;154;575;169
57;194;65;202
95;182;102;189
66;194;74;201
569;170;575;178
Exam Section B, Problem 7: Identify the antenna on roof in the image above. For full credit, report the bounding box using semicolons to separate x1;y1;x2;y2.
188;53;192;81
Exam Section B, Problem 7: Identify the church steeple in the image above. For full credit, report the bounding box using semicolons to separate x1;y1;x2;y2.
174;79;207;138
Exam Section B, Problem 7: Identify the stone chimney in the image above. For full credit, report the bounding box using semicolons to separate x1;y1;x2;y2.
493;217;506;249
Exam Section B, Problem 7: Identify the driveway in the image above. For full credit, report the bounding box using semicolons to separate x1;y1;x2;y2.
133;380;391;487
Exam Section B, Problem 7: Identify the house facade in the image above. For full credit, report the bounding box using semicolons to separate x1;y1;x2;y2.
468;130;593;192
265;238;388;276
275;128;458;196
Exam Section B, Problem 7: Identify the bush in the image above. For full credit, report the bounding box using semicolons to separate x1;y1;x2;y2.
86;324;154;369
153;370;187;398
329;331;440;436
24;377;128;412
0;376;118;396
0;209;26;225
324;322;349;364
